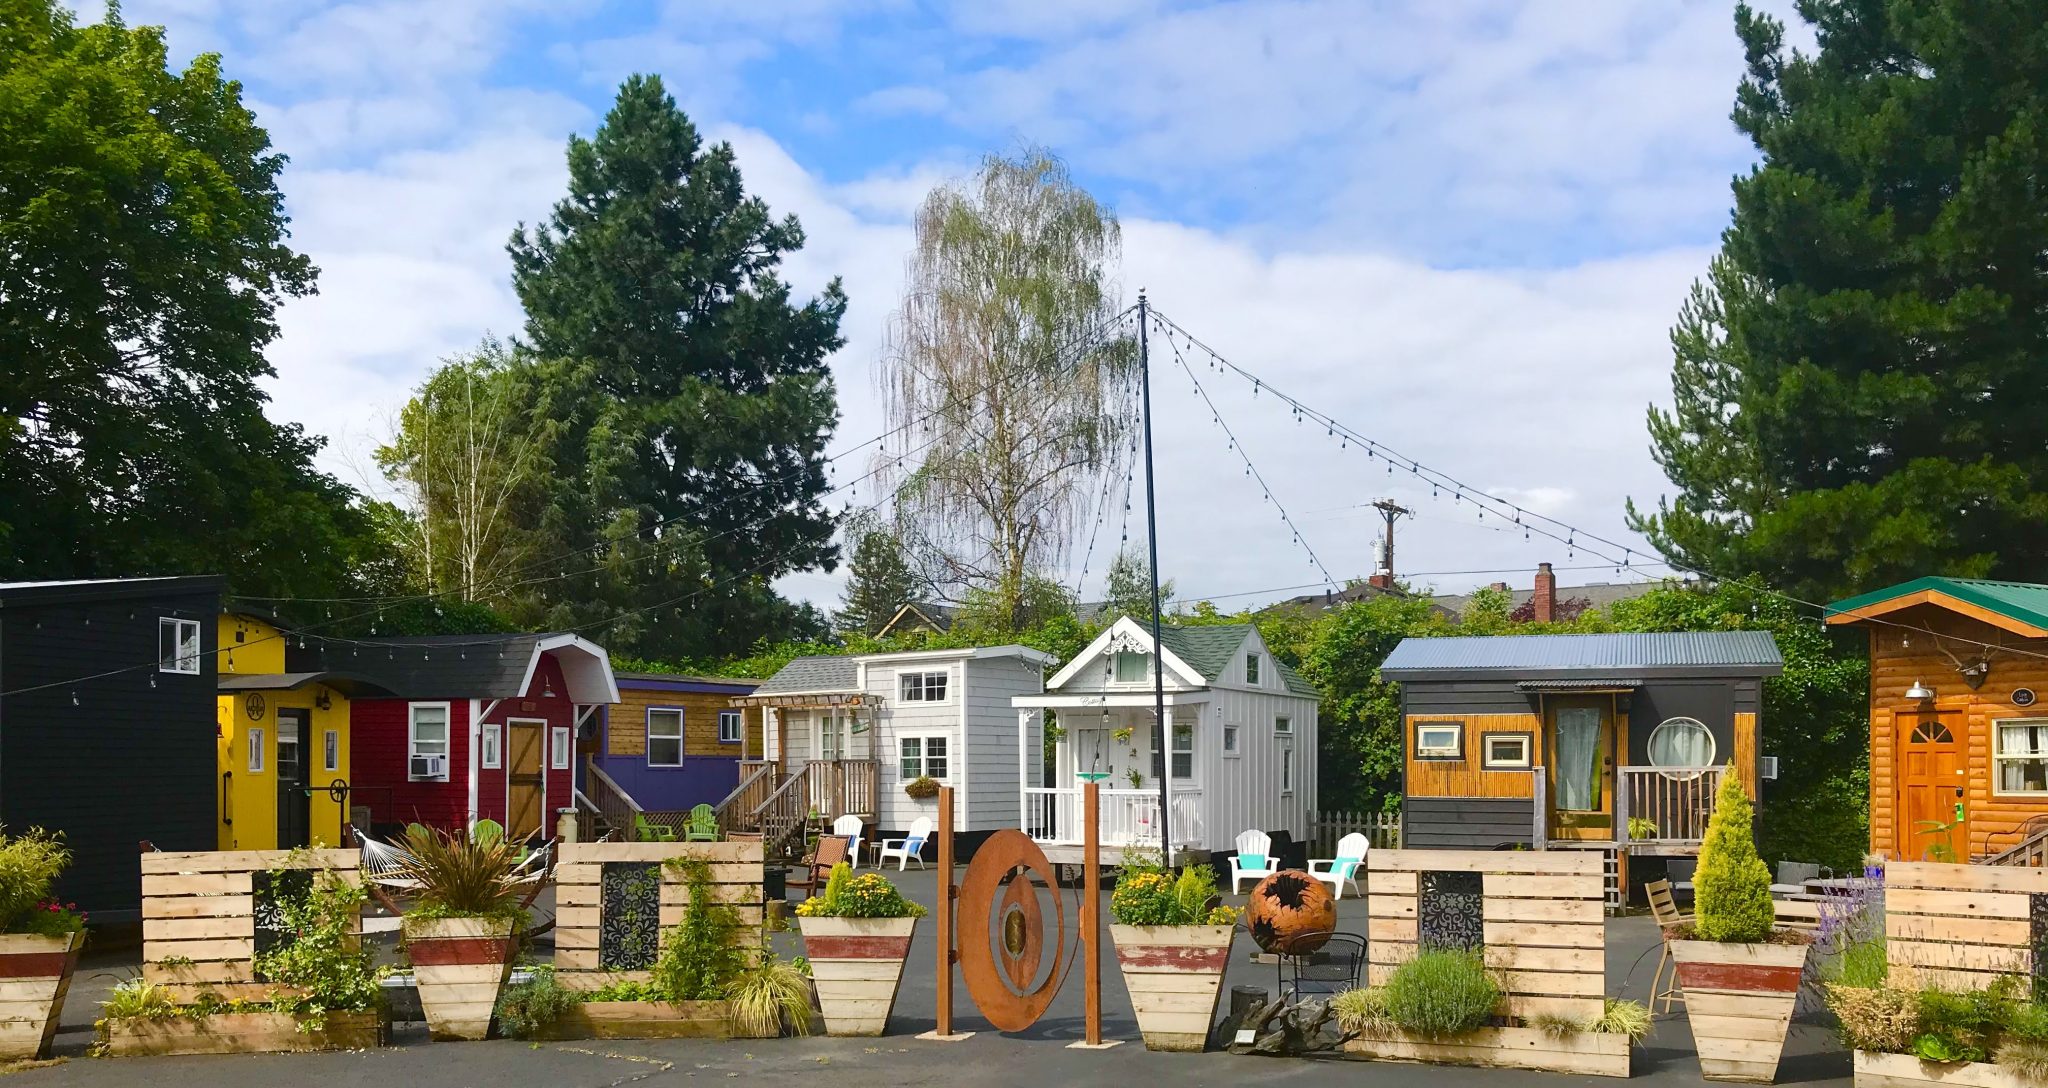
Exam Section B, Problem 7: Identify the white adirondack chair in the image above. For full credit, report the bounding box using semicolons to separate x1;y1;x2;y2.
832;814;866;869
1308;832;1369;899
1228;829;1276;894
878;816;933;871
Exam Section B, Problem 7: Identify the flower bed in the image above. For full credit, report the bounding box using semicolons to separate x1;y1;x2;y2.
537;1000;734;1040
1343;1024;1631;1078
102;1010;381;1056
1108;854;1240;1052
1853;1050;2039;1088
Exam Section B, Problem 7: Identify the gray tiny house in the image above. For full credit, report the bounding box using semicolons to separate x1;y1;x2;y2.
1380;632;1782;859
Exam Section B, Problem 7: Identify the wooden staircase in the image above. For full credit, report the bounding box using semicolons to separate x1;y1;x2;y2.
1985;816;2048;865
713;759;879;861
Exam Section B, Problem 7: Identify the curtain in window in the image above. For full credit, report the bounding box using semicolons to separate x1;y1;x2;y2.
1553;708;1602;811
1648;718;1713;768
2000;723;2048;792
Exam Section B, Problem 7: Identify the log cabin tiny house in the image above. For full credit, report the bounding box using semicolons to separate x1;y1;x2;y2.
1826;577;2048;862
1379;632;1782;856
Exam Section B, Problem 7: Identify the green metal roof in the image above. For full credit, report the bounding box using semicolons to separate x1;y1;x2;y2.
1827;577;2048;633
1155;623;1319;697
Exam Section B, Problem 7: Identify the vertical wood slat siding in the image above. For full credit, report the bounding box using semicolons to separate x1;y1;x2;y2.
1858;608;2048;859
552;842;764;981
1733;712;1758;798
1885;861;2048;991
139;849;361;999
1405;714;1543;799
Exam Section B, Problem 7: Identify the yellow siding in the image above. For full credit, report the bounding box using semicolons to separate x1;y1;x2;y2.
1406;713;1544;799
214;613;352;849
217;614;287;676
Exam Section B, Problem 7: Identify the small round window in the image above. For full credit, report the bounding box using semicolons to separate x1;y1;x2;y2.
1648;717;1716;780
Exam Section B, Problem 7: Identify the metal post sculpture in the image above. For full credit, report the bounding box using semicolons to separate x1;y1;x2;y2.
927;782;1113;1047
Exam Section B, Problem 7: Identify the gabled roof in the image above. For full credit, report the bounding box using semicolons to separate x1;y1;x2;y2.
1381;631;1782;681
218;671;397;698
1049;617;1319;697
298;632;618;702
1826;577;2048;638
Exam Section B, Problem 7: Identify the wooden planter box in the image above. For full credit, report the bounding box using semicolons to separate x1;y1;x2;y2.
1110;924;1235;1052
403;916;516;1041
798;915;915;1037
1343;1025;1631;1078
537;1001;733;1040
1670;938;1810;1083
0;931;83;1060
103;1010;382;1056
1854;1050;2039;1088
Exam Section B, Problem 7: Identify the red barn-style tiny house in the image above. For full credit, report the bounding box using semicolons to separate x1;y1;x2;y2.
296;633;618;841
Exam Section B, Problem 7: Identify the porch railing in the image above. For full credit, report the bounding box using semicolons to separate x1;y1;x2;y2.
750;764;813;858
1022;786;1203;849
715;760;778;836
1308;810;1403;854
804;759;879;820
1617;765;1725;846
580;758;642;838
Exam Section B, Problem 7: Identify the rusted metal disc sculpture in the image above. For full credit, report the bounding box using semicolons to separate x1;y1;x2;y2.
955;828;1069;1031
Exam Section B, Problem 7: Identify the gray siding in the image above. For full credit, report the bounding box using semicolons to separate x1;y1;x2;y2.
1403;798;1536;849
963;656;1047;831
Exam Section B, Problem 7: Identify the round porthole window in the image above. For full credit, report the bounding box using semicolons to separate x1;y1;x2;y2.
1648;717;1716;780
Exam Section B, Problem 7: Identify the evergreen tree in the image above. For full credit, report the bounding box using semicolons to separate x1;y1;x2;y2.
1102;547;1172;622
1693;769;1776;943
836;522;924;637
1629;1;2048;600
0;0;378;597
507;75;846;659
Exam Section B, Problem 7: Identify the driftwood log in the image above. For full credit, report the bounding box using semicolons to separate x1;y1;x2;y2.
1225;997;1360;1057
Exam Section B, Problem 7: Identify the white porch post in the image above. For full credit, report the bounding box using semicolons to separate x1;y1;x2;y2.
1018;707;1032;831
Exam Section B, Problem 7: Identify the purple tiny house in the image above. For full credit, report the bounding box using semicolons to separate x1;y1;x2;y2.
581;673;764;818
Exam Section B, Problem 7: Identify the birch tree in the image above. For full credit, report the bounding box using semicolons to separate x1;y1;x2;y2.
881;148;1136;631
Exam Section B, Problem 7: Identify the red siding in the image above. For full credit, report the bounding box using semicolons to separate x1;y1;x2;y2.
350;697;471;831
478;653;578;835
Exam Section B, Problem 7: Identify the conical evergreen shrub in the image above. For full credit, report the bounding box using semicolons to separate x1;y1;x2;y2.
1693;766;1775;943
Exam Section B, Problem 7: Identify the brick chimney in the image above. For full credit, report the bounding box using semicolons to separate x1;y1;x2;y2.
1367;572;1393;590
1533;562;1557;623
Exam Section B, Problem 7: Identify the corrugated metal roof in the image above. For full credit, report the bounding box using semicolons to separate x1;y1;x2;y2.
1828;576;2048;633
1516;679;1643;691
754;655;860;695
1381;631;1782;678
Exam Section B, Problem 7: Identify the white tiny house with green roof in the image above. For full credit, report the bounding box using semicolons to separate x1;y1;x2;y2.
1013;617;1320;862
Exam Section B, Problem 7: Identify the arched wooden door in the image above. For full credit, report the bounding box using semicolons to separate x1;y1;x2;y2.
1896;712;1967;861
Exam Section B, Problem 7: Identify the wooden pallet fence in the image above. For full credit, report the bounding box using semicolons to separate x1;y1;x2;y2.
550;841;765;1039
1359;848;1623;1077
1884;861;2048;993
0;931;84;1060
140;849;362;1002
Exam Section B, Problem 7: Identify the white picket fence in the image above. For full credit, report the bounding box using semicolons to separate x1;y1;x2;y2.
1307;810;1402;855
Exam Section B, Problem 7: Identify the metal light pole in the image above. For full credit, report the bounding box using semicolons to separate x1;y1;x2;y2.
1137;292;1171;863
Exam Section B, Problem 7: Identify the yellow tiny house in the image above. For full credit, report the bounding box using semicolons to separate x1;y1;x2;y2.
214;613;392;849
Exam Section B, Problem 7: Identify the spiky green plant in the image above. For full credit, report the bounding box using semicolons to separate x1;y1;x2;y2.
1694;767;1775;943
1594;999;1652;1042
1329;987;1393;1033
725;951;813;1037
397;824;527;920
1382;949;1501;1039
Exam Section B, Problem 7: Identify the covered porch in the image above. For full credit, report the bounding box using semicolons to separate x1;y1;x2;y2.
1014;692;1208;857
713;692;879;856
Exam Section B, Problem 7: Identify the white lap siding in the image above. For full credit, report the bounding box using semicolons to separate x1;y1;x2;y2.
869;660;961;834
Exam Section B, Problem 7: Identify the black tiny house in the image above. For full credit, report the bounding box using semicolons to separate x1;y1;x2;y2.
1380;632;1782;855
0;577;223;921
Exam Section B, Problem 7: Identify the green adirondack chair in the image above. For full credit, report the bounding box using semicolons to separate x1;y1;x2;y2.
470;818;505;846
634;812;677;842
684;804;719;842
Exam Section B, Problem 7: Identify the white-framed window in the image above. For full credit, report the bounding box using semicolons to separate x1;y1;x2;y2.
323;729;340;773
480;722;502;769
900;735;949;779
1150;721;1194;780
1648;716;1716;778
1274;714;1293;736
899;670;949;702
408;703;450;781
1996;719;2048;794
718;709;743;744
1222;723;1241;755
1482;732;1532;769
1415;720;1462;760
246;727;265;773
1245;653;1262;685
1280;743;1295;794
276;715;300;781
1112;652;1149;683
647;708;684;767
552;726;572;770
158;617;201;674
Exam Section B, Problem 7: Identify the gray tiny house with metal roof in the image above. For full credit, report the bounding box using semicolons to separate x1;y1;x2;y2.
1380;631;1781;857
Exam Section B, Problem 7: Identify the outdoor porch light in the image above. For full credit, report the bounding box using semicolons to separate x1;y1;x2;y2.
1906;679;1935;701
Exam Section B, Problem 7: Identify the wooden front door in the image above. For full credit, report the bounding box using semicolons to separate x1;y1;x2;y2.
1897;712;1967;861
1547;696;1614;840
507;719;545;839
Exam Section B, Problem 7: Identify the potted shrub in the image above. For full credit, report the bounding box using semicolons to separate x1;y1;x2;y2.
396;825;529;1040
795;863;925;1036
1329;956;1643;1077
1109;856;1239;1052
1668;768;1813;1083
0;829;85;1060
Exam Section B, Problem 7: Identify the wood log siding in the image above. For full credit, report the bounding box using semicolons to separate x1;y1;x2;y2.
139;849;361;1001
608;689;760;759
551;841;765;983
1885;861;2048;992
1858;608;2048;859
1404;714;1542;799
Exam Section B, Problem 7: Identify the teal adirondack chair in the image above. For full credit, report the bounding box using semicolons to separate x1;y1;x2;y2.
635;812;677;842
684;804;719;842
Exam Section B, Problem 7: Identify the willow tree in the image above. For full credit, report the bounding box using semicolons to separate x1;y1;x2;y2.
881;149;1135;632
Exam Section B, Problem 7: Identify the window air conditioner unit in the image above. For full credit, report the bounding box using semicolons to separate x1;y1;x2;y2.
1759;755;1779;782
410;754;446;780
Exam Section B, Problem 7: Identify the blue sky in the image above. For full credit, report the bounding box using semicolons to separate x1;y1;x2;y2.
116;0;1802;610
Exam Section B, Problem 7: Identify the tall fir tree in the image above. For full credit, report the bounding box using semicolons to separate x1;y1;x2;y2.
506;74;846;660
835;521;925;637
1629;1;2048;600
1102;547;1172;623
